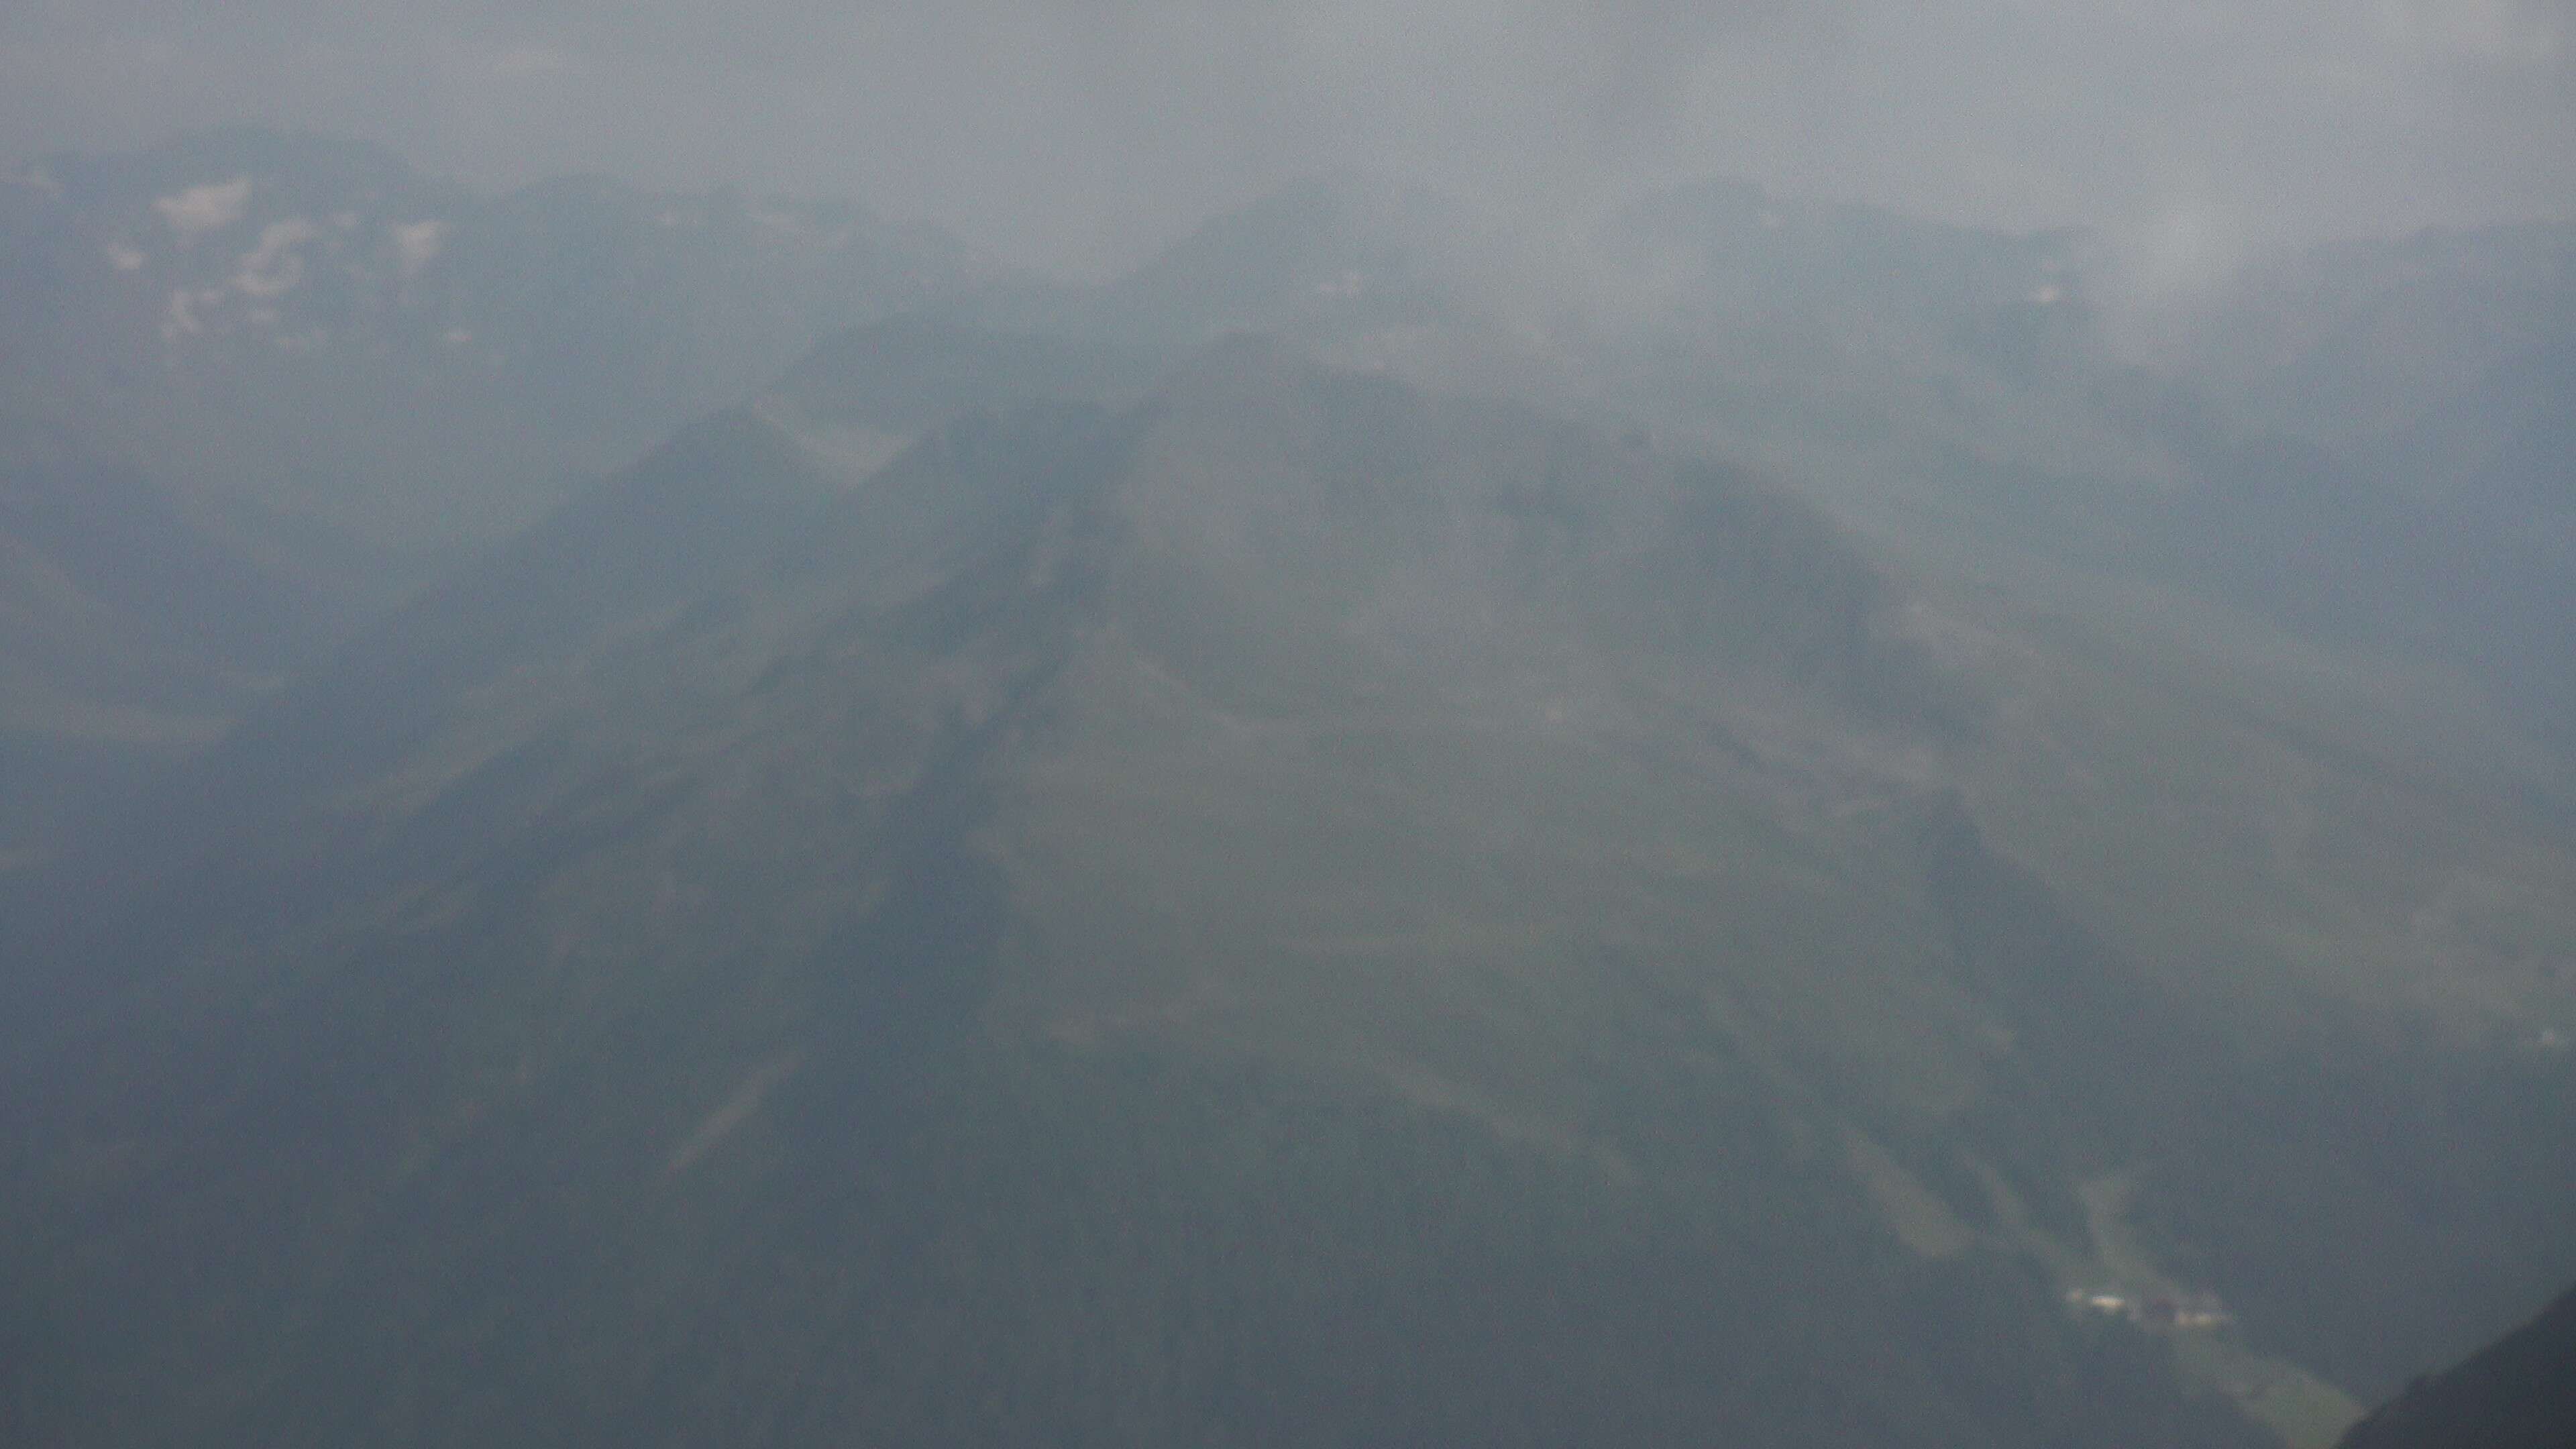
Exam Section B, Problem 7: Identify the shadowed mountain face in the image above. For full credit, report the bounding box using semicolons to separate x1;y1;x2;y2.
2337;1283;2576;1449
5;325;2573;1447
0;417;370;857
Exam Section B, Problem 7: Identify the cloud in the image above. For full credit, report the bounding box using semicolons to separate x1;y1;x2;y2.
2373;0;2567;66
490;43;572;80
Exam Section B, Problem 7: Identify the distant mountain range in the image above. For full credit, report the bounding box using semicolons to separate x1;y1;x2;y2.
2;131;2571;1448
0;127;991;547
0;129;996;851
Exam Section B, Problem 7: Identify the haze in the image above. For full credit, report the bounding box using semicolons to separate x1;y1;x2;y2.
4;0;2571;276
5;4;2575;1446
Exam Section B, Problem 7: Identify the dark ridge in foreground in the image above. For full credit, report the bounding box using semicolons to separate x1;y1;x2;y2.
2337;1284;2576;1449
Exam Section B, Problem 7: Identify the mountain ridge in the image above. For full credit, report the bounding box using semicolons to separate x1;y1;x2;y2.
5;133;2574;1447
2336;1282;2576;1449
8;328;2572;1445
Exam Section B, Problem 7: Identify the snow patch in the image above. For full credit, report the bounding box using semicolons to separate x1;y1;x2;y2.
154;177;252;239
388;219;447;278
160;288;203;343
231;217;321;299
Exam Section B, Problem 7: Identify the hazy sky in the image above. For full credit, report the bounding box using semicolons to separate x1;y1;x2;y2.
3;0;2569;276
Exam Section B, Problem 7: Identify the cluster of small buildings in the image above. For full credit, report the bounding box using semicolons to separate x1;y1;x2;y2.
2066;1286;2234;1332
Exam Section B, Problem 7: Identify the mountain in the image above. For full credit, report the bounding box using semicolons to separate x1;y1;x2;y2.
0;129;996;864
0;128;994;549
955;171;1536;388
2163;222;2576;458
2337;1282;2576;1449
1579;191;2576;771
1607;178;2090;357
2136;223;2576;747
0;413;375;861
6;325;2573;1446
